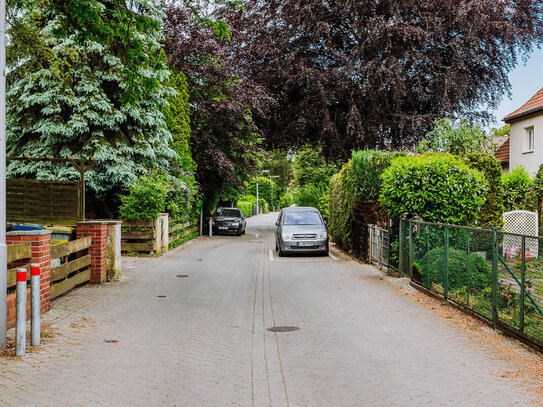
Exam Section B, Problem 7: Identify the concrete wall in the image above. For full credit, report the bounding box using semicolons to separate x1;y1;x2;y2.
509;113;543;175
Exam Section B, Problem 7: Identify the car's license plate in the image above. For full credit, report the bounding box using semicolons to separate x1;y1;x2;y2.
297;242;313;247
218;226;228;230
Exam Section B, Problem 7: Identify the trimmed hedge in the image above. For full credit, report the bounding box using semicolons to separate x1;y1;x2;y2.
420;247;491;291
237;201;253;217
328;160;355;249
502;166;534;211
465;153;504;227
380;153;487;225
352;150;405;202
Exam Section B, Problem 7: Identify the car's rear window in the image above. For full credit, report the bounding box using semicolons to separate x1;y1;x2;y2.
283;211;322;225
216;209;241;217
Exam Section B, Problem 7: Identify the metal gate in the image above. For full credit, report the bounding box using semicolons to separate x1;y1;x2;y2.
370;225;389;270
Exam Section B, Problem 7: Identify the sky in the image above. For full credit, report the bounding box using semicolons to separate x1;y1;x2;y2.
490;47;543;129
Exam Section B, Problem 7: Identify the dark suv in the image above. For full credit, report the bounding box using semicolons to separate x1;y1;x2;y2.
212;207;246;236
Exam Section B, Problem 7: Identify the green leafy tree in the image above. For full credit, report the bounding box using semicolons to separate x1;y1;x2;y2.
417;119;490;157
248;177;279;208
502;166;534;211
491;124;510;138
259;150;293;193
293;147;337;187
380;154;487;225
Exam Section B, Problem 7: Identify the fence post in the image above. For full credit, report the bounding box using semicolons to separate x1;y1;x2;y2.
408;220;413;279
491;227;498;329
30;263;40;346
444;225;449;300
466;232;471;308
520;236;526;332
16;268;26;356
399;220;404;277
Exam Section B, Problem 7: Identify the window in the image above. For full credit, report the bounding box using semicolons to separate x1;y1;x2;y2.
283;211;323;225
524;127;534;153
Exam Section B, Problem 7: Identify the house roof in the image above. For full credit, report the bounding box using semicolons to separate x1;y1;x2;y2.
504;87;543;123
494;137;510;164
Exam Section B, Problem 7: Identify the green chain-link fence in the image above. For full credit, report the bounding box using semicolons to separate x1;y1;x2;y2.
399;218;543;347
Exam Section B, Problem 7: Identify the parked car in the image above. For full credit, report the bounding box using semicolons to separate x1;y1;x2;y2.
275;207;329;256
212;207;246;236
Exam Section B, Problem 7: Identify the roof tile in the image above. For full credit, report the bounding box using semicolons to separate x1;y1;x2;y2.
504;87;543;122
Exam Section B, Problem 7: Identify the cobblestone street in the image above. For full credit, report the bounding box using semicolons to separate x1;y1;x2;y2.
0;213;539;406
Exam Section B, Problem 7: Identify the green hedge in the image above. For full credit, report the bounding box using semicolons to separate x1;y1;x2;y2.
328;160;355;249
465;153;504;227
380;153;487;225
352;150;405;202
502;166;533;211
237;201;253;217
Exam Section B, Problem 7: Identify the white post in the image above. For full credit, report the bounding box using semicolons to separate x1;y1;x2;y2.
30;264;40;346
16;268;26;356
0;0;7;350
208;217;212;237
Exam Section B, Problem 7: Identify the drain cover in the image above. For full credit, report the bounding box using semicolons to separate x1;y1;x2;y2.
157;295;167;298
104;339;119;343
176;275;189;278
266;326;300;332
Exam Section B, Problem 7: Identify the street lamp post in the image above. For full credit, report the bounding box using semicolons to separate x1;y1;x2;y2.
269;175;280;211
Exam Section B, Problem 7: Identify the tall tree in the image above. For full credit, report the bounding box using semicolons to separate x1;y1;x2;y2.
222;0;543;158
6;0;175;215
162;4;269;212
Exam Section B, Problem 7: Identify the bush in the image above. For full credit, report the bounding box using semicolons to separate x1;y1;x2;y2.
465;153;504;227
380;153;487;225
279;191;295;208
502;166;534;211
238;194;257;205
260;198;270;214
293;183;329;215
352;150;405;202
328;160;355;248
120;175;169;221
421;247;491;291
248;177;279;208
237;201;253;217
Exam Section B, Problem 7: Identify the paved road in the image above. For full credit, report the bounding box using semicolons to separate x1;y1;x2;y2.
0;213;535;406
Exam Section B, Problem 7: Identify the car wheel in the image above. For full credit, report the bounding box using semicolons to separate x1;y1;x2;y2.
278;246;285;257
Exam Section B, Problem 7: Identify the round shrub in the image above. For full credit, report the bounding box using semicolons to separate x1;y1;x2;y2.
237;201;253;217
421;247;491;291
502;166;534;211
380;153;487;225
120;175;168;221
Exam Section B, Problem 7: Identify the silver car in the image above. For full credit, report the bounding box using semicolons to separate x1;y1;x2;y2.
275;207;329;256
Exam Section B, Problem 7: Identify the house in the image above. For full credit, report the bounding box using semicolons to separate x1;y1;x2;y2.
493;135;510;173
504;87;543;175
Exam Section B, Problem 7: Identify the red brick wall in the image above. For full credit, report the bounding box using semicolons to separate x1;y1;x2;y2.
6;231;52;330
77;223;107;283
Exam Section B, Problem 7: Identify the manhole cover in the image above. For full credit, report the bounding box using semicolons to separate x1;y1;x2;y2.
176;275;189;278
266;326;300;333
157;295;167;298
198;259;203;261
104;339;118;343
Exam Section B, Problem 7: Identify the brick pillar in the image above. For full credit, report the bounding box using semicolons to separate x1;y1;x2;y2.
76;221;108;283
6;230;52;315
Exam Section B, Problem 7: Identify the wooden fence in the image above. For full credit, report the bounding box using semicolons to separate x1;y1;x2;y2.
50;236;92;299
121;219;159;253
120;215;199;254
169;218;198;245
7;179;81;225
6;243;32;289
